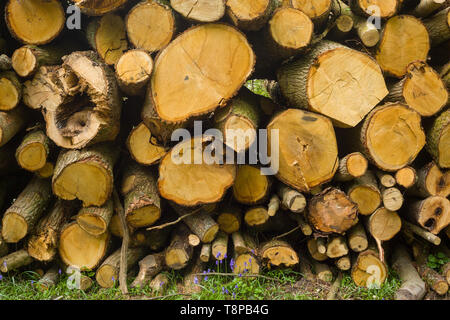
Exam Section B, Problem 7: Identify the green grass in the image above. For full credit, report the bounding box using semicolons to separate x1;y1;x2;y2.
338;271;402;300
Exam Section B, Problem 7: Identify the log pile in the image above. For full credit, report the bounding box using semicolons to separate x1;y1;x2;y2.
0;0;449;299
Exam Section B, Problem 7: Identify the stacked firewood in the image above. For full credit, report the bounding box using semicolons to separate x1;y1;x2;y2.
0;0;449;299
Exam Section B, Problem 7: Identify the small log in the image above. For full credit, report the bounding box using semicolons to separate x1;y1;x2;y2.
277;184;306;213
233;165;271;205
426;109;450;169
402;220;441;245
349;0;398;18
53;143;118;207
76;199;114;236
96;247;146;288
267;194;280;217
130;228;171;251
418;264;449;295
244;206;270;230
165;223;195;270
0;55;12;71
172;205;219;244
307;238;328;262
441;262;450;285
5;0;65;45
149;273;169;294
126;0;176;53
260;239;299;268
326;235;349;259
212;231;228;260
335;255;351;271
312;261;333;282
351;249;388;288
288;212;312;236
2;177;52;243
0;106;26;147
335;152;368;182
346;171;382;216
171;0;225;23
395;167;418;189
15;129;52;172
36;162;55;179
127;122;167;166
291;0;332;29
0;249;33;273
316;238;327;255
409;162;450;197
381;187;404;212
36;266;59;291
366;207;402;241
408;0;447;17
131;252;166;288
216;206;242;234
115;50;153;96
86;13;128;65
27;199;74;262
226;0;279;31
376;171;397;188
406;196;450;235
0;71;21;111
121;162;161;228
347;222;369;253
109;214;135;238
200;243;211;263
307;188;358;234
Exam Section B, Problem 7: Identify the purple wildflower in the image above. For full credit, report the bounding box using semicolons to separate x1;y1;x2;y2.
204;276;208;281
194;277;199;285
58;269;62;275
0;275;3;281
216;252;221;259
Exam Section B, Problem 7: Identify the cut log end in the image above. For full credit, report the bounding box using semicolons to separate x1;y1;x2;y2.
0;73;21;111
261;240;299;267
352;250;388;288
233;165;269;205
116;50;153;96
171;0;225;23
2;213;28;244
395;167;417;188
369;207;402;241
127;123;167;166
72;0;128;16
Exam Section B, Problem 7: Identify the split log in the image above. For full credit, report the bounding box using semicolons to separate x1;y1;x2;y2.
290;0;332;29
165;224;195;270
395;167;418;188
115;50;153;96
402;220;441;245
158;136;236;206
36;266;60;291
351;249;388;288
381;187;404;212
126;0;176;53
127;122;167;166
267;109;338;192
53;143;118;207
27;200;74;262
233;165;271;205
131;252;166;288
212;231;228;260
277;40;388;128
87;14;128;66
307;188;358;234
2;177;52;243
15;129;51;172
349;0;398;18
0;71;21;111
366;207;402;241
391;244;426;300
375;15;430;78
213;91;260;153
226;0;279;31
71;0;129;16
418;264;449;295
216;206;242;234
307;238;328;261
277;184;306;213
385;61;448;117
121;162;161;228
426;109;450;169
409;162;450;197
346;171;381;216
0;106;26;147
5;0;65;45
170;0;225;23
0;249;33;273
347;222;369;253
358;103;426;171
76;199;114;236
96;247;146;288
406;196;450;235
423;7;450;46
59;222;110;270
335;152;368;182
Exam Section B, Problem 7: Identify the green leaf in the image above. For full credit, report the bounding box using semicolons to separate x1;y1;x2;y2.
437;252;446;259
428;255;438;263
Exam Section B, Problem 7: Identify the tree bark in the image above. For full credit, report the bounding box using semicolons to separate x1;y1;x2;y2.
426;109;450;169
76;199;114;236
0;249;33;273
346;171;381;215
226;0;279;31
423;7;450;46
0;106;26;147
165;223;195;270
115;50;153;96
0;71;21;111
406;196;450;235
15;129;52;172
71;0;129;16
335;152;368;182
131;252;166;288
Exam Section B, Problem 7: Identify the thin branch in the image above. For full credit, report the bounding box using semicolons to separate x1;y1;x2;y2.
273;226;301;240
146;211;197;231
113;189;129;295
138;293;192;300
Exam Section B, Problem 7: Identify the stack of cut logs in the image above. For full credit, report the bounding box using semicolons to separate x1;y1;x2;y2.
0;0;449;299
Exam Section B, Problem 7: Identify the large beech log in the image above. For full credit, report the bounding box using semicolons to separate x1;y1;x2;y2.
386;62;447;117
351;248;388;288
406;196;450;235
349;0;398;18
131;252;166;288
277;40;388;128
115;50;153;97
165;223;195;270
59;222;110;270
391;244;426;300
335;152;368;182
171;0;225;23
0;71;21;111
375;15;430;78
233;165;271;205
86;14;128;66
267;109;338;193
366;207;402;241
0;249;33;273
126;0;176;53
23;51;122;149
2;177;52;243
127;122;167;166
347;222;368;253
226;0;279;31
71;0;129;16
260;239;299;268
27;200;75;262
76;199;114;236
15;129;51;172
5;0;65;45
158;136;236;206
53;143;118;207
346;171;381;216
0;106;26;147
96;247;146;288
213;91;260;153
423;7;450;46
290;0;332;28
307;188;358;234
357;103;426;172
121;162;161;228
409;162;450;198
426;109;450;169
150;23;255;123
